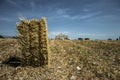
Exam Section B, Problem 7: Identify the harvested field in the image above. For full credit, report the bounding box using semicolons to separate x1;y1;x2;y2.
0;39;120;80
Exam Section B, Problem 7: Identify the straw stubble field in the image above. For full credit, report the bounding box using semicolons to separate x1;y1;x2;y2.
0;39;120;80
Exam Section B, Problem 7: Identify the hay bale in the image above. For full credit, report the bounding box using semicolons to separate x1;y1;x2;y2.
16;17;49;67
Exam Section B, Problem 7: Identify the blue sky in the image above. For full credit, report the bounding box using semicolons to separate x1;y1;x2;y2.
0;0;120;40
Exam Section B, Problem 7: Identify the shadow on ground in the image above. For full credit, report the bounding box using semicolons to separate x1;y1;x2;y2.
2;55;46;68
2;56;22;67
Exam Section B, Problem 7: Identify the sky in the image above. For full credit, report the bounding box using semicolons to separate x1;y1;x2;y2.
0;0;120;40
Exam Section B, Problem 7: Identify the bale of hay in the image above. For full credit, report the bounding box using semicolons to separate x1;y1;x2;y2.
16;17;49;67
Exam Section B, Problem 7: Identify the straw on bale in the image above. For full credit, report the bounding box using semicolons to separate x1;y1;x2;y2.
16;17;49;67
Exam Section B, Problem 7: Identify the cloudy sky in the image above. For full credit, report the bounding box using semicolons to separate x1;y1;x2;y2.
0;0;120;39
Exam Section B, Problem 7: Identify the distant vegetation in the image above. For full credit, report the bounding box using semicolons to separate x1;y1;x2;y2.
78;38;83;40
0;34;18;39
0;34;120;41
78;37;90;40
84;38;90;40
55;33;70;40
116;36;120;40
0;35;4;38
77;36;120;41
108;38;112;40
108;36;120;40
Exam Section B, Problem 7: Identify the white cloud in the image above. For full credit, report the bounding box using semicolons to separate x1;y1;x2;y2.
17;12;27;19
6;0;17;5
55;8;79;20
53;8;101;20
78;33;105;36
49;31;69;36
62;14;79;20
83;8;91;12
30;1;35;12
60;12;100;20
79;12;101;19
56;9;66;15
0;17;14;22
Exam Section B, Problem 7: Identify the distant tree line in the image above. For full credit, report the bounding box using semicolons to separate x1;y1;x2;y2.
116;36;120;40
108;38;112;40
78;37;120;41
1;34;120;41
0;34;18;39
107;36;120;41
0;35;4;38
78;37;90;40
